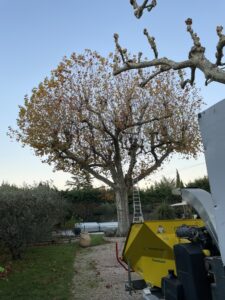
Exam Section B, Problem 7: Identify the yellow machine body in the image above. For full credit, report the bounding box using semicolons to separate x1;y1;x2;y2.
122;219;204;288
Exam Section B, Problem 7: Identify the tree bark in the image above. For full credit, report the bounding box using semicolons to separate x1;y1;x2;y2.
114;185;130;236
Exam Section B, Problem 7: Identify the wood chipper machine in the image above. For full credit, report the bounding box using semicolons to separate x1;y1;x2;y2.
117;99;225;300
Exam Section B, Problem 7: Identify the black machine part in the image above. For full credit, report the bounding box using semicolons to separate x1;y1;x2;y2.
162;270;185;300
176;225;203;240
174;243;212;300
205;256;225;300
146;244;225;300
175;225;219;255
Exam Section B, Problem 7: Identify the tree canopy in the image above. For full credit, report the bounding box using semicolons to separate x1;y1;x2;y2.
11;50;202;235
12;50;201;189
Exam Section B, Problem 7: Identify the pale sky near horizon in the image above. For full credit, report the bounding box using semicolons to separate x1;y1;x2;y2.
0;0;225;190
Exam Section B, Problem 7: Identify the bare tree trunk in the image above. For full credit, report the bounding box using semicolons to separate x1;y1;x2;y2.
115;185;130;236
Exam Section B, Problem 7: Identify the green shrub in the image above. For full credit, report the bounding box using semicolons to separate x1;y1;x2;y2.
186;176;210;192
153;203;175;220
0;183;66;259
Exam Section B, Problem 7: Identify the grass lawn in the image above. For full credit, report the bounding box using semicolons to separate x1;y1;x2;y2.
0;243;77;300
90;234;107;246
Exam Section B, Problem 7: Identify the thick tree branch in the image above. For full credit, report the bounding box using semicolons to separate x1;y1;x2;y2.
51;132;114;186
85;109;124;180
125;139;138;186
139;66;170;87
82;131;118;181
63;149;115;188
85;114;123;176
114;19;225;87
113;137;125;178
79;120;110;163
151;143;159;162
84;106;117;140
123;115;171;130
85;165;115;188
79;105;125;182
134;150;170;183
100;117;117;141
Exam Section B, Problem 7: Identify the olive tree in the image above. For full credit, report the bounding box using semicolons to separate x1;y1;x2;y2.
0;183;64;259
11;50;202;235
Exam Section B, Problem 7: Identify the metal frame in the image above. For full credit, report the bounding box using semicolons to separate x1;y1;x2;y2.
199;98;225;266
180;188;218;247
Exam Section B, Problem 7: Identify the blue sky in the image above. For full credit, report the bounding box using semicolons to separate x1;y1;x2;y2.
0;0;225;189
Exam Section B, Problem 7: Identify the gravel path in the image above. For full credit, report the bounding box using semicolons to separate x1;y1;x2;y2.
72;237;143;300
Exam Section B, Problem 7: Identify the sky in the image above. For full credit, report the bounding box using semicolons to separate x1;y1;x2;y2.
0;0;225;190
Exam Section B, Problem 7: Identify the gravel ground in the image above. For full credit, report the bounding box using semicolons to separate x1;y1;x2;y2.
72;237;143;300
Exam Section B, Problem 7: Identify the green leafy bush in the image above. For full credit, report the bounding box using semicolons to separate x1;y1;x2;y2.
153;203;176;220
0;183;66;259
186;176;210;192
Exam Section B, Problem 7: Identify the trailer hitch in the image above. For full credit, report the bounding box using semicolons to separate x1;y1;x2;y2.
115;242;147;295
115;241;132;271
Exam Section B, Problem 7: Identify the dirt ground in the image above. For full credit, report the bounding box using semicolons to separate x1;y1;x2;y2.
72;237;143;300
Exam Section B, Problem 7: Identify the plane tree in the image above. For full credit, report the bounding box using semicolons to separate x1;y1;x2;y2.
10;50;202;235
113;0;225;87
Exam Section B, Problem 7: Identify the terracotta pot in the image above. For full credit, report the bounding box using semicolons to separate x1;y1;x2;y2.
79;232;91;247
